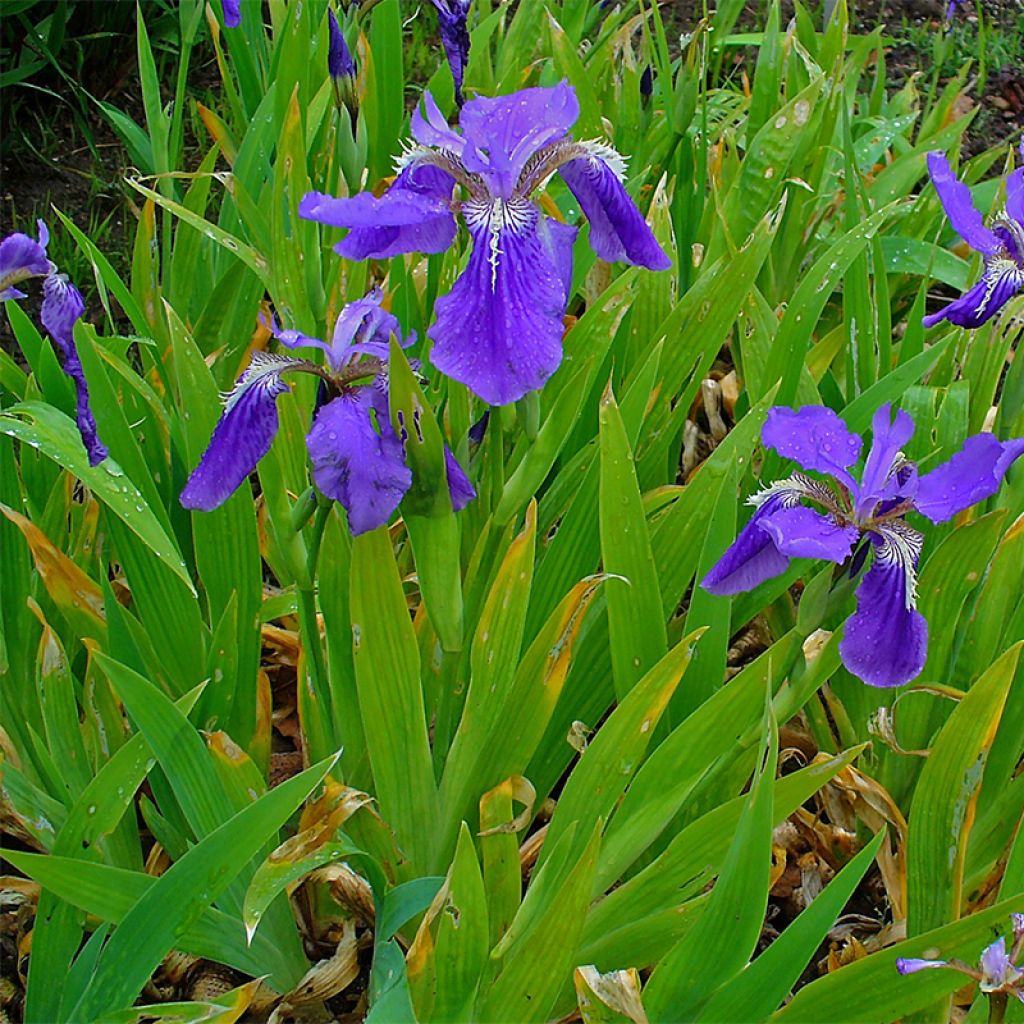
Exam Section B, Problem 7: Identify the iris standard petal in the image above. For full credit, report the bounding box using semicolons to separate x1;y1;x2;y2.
557;149;671;269
0;220;51;300
411;91;466;153
979;937;1021;991
914;432;1024;523
927;151;1002;256
854;404;915;519
221;0;241;27
838;525;927;688
429;199;570;405
701;493;796;596
306;393;412;535
39;274;108;467
181;353;303;511
922;262;1024;329
896;958;949;975
299;164;457;260
758;505;859;562
444;446;476;510
1006;166;1024;226
458;81;580;197
761;405;863;486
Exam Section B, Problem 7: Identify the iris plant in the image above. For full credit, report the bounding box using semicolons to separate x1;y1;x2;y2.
924;144;1023;329
181;289;474;535
701;405;1024;688
429;0;471;105
299;81;670;406
0;223;107;466
897;915;1024;1006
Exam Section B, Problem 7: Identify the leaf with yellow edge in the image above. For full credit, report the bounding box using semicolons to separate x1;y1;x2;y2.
2;503;106;643
575;965;649;1024
95;977;264;1024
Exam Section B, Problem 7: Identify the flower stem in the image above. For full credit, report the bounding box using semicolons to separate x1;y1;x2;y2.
989;993;1008;1024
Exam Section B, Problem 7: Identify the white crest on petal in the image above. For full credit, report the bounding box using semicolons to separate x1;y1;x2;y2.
222;351;305;413
874;520;924;611
747;472;843;517
463;196;536;291
578;139;629;182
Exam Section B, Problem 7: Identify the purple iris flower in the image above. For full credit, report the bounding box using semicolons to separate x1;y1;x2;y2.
923;145;1024;329
897;915;1024;1004
181;289;474;535
701;404;1024;688
327;8;356;83
1;223;107;467
220;0;241;27
298;82;671;407
429;0;472;106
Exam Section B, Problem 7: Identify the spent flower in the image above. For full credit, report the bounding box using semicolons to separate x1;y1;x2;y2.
299;81;670;407
701;404;1024;688
923;144;1024;329
429;0;472;106
181;289;474;535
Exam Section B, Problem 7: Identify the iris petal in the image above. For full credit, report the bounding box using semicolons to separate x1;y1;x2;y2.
758;506;858;562
895;959;948;976
444;446;476;510
0;220;51;300
306;392;412;535
558;150;670;269
40;274;108;467
979;937;1020;991
761;406;862;488
855;404;915;519
927;151;1002;256
1006;166;1024;226
220;0;241;27
914;433;1024;523
299;164;457;260
838;524;927;688
922;261;1023;329
428;200;575;405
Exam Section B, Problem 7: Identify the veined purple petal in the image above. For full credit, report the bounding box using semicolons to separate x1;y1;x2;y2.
428;199;574;405
411;91;466;153
40;274;108;467
444;446;476;510
299;163;457;260
927;151;1002;256
181;352;305;511
896;958;949;975
979;937;1021;991
922;261;1023;329
0;220;51;300
536;215;577;301
458;82;580;198
1006;166;1024;226
758;505;858;562
430;0;471;105
914;432;1024;523
761;405;863;487
307;392;412;535
701;490;801;596
557;147;670;270
854;404;915;519
839;523;927;688
327;8;355;81
221;0;241;27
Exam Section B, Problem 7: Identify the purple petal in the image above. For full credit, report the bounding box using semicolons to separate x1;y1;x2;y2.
979;937;1018;991
1006;167;1024;226
40;274;108;467
411;92;466;153
428;201;575;406
221;0;241;27
306;393;412;535
327;8;355;81
445;446;476;510
430;0;471;104
299;164;457;260
895;958;948;975
839;525;927;688
557;148;670;270
854;404;915;519
922;263;1023;329
700;492;796;596
761;406;862;486
181;353;304;511
1012;913;1024;943
536;215;577;301
458;82;580;197
927;151;1001;256
758;506;858;562
0;220;51;300
914;433;1024;523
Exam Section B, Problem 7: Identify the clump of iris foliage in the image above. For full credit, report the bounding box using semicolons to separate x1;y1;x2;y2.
1;0;1023;1020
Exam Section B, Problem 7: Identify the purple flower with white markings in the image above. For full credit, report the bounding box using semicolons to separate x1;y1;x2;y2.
896;916;1024;1004
1;222;107;466
299;82;670;407
923;145;1024;329
701;404;1024;688
429;0;472;106
181;289;474;535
